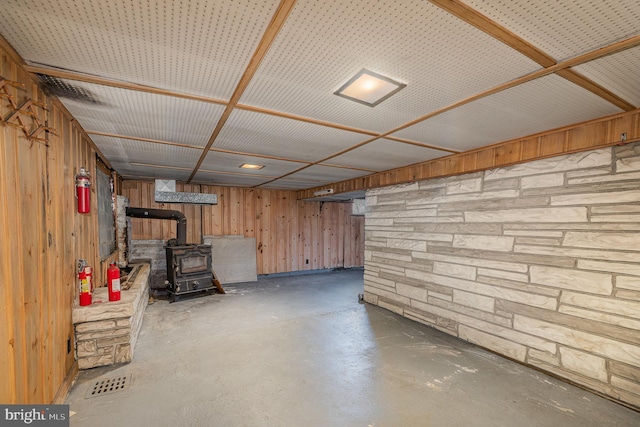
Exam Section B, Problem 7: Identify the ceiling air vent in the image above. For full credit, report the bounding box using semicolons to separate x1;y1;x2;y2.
37;74;102;104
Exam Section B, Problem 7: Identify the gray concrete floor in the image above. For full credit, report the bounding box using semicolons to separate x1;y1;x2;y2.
66;269;640;426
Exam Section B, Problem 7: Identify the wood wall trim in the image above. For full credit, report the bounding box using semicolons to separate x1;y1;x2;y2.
51;362;78;404
297;109;640;199
187;0;298;183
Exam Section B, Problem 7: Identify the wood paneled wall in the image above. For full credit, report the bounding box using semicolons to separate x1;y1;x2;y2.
122;181;365;274
1;39;102;403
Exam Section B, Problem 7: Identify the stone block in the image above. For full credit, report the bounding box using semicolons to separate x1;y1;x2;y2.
515;244;639;263
76;328;130;341
365;218;393;226
428;291;453;302
551;189;640;206
75;319;117;333
568;170;640;185
513;315;640;366
520;172;565;189
564;231;640;252
363;292;378;305
371;230;453;242
396;283;427;302
386;239;427;252
363;285;410;306
452;235;514;252
577;260;640;276
558;305;640;331
616;290;640;301
413;251;528;273
378;300;404;315
370;250;412;263
78;354;114;370
530;266;612;295
116;318;132;327
425;271;558;310
610;361;640;383
591;214;640;223
559;346;608;382
477;268;528;282
433;262;476;280
465;207;587;223
453;290;494;312
616;157;640;173
592;205;640;214
427;297;512;328
503;229;564;238
368;208;437;218
610;375;640;397
114;344;132;364
76;340;97;357
560;291;640;320
459;325;527;362
514;237;561;246
528;349;559;367
484;149;611;181
445;178;482;194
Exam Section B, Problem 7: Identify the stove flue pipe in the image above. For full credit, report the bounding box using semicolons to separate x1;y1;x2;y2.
126;207;187;246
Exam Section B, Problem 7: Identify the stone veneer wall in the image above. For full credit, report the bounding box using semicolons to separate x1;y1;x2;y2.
363;143;640;408
73;264;150;369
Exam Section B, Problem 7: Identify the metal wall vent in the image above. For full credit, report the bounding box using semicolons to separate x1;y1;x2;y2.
85;374;131;399
37;74;102;104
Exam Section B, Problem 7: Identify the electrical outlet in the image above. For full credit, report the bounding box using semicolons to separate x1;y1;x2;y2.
621;132;627;142
306;259;309;265
67;337;71;354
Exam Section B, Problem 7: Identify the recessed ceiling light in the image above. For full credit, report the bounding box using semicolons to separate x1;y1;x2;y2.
240;163;265;170
334;69;406;107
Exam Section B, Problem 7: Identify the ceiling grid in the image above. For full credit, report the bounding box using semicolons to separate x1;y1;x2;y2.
0;0;638;193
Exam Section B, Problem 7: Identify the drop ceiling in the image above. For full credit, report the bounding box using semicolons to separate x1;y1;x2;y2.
0;0;638;193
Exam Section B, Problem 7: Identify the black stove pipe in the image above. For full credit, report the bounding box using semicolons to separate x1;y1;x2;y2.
126;207;187;246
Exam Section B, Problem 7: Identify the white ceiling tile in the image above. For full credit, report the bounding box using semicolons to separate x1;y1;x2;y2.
285;165;371;182
58;80;224;147
216;109;368;162
393;74;623;152
191;174;270;188
89;135;202;168
241;0;539;132
326;139;446;171
258;180;324;190
200;151;304;177
574;46;640;108
0;0;280;99
462;0;640;62
123;165;192;182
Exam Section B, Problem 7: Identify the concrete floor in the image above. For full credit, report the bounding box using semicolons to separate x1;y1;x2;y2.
66;269;639;426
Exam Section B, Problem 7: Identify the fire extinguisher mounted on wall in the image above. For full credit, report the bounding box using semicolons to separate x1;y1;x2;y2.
75;167;91;214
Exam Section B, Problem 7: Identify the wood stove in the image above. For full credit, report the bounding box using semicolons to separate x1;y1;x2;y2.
125;207;217;302
165;243;215;301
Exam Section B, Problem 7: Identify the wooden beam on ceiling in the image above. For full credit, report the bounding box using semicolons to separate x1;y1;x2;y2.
428;0;636;111
187;0;298;183
262;33;640;189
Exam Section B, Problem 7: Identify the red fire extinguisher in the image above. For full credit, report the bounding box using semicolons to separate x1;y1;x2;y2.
107;262;121;302
79;268;92;306
75;167;91;214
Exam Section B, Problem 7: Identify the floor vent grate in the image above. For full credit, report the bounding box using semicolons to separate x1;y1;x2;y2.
85;374;131;399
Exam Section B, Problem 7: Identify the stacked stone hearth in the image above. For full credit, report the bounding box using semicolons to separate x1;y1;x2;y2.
72;263;150;369
364;142;640;409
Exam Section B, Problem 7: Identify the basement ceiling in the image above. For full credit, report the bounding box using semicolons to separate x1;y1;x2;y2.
0;0;638;193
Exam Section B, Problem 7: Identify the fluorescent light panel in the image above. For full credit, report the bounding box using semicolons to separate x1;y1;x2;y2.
240;163;265;170
334;69;406;107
